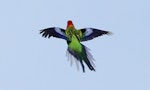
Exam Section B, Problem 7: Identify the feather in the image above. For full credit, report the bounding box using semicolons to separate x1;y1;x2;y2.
80;28;111;41
40;27;69;40
67;44;95;72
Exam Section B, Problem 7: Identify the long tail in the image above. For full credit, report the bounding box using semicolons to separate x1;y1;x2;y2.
66;44;95;72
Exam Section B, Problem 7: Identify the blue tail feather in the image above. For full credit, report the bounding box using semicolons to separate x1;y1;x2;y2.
67;44;95;72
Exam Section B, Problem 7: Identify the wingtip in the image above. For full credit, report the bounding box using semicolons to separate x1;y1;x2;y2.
39;29;44;34
107;31;113;35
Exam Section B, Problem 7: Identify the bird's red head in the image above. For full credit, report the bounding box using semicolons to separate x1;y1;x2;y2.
67;20;74;28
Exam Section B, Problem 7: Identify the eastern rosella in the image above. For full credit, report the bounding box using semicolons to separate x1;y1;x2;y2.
40;20;111;72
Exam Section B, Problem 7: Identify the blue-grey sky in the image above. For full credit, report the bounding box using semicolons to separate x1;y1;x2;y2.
0;0;150;90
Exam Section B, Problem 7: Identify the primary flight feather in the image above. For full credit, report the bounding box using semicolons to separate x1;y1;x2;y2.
40;20;111;72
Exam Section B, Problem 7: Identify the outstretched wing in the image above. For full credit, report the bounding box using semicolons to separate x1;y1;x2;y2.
80;28;111;41
40;27;68;40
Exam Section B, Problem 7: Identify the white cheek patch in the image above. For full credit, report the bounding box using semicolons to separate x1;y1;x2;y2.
84;28;93;36
55;27;65;36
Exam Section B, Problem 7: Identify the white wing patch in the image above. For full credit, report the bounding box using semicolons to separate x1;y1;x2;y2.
55;27;65;36
84;28;93;36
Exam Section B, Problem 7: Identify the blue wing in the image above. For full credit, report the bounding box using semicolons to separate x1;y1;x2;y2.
80;28;111;41
40;27;69;40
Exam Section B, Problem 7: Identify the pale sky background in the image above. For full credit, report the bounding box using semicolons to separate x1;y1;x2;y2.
0;0;150;90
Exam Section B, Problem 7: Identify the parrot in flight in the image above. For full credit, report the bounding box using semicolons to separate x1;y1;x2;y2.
40;20;111;72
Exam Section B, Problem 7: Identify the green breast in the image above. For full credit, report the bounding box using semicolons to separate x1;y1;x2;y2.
69;35;82;53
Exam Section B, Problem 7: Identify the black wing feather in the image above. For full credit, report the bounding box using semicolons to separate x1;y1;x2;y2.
81;28;111;41
40;27;68;40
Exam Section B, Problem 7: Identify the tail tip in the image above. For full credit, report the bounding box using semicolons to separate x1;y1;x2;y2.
90;67;96;71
